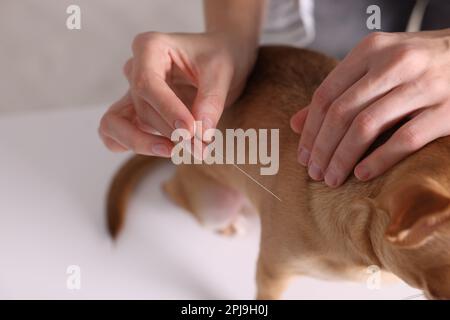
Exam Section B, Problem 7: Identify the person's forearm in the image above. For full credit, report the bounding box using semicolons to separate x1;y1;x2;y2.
203;0;266;52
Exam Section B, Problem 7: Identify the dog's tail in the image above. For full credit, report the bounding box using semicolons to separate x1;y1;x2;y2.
107;155;166;239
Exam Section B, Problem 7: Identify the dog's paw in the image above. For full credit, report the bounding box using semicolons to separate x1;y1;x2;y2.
216;216;247;236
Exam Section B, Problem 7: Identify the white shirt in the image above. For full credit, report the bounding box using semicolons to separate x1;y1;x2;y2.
261;0;428;47
261;0;315;47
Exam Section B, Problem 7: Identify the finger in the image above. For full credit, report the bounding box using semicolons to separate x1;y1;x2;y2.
290;107;309;134
125;52;194;136
306;41;432;170
123;58;133;79
308;72;393;181
111;90;173;137
298;53;368;169
311;70;422;185
99;91;134;152
102;113;173;157
324;80;443;187
135;117;162;136
131;50;195;135
99;131;128;153
122;68;165;135
191;65;233;141
354;106;449;181
108;91;134;113
131;92;174;138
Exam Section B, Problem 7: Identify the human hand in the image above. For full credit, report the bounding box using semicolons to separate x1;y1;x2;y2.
99;32;257;156
291;29;450;187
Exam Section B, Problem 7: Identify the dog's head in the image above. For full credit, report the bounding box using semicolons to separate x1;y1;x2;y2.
376;168;450;299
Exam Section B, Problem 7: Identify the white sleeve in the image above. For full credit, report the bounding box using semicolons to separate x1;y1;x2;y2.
406;0;429;32
261;0;315;47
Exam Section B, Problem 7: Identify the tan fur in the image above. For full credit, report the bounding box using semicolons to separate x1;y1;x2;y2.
106;46;450;299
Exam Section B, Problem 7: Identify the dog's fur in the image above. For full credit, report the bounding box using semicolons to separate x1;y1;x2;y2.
106;47;450;299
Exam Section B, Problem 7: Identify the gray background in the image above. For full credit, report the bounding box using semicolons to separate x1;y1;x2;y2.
0;0;203;114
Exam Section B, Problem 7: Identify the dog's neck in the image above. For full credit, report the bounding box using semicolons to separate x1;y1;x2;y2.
319;194;389;269
345;199;411;278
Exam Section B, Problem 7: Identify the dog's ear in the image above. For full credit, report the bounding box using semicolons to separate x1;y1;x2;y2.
384;178;450;248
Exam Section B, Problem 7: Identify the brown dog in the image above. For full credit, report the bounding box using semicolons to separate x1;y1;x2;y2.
106;46;450;300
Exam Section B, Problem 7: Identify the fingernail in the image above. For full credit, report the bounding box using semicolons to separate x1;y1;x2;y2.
201;117;214;142
297;146;310;166
324;168;339;188
152;143;170;157
201;117;213;130
308;162;323;181
355;165;370;181
290;116;300;133
174;120;189;130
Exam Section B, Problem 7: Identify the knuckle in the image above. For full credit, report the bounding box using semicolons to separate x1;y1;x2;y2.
405;78;425;94
400;72;442;99
329;153;347;175
315;101;330;118
361;32;390;50
201;93;223;113
132;32;154;47
391;45;427;68
353;112;377;139
132;72;151;94
300;127;315;149
129;138;145;154
99;114;112;134
328;100;350;126
132;32;166;53
132;32;149;50
313;86;331;106
311;145;327;165
399;126;422;149
123;59;133;78
392;45;414;62
312;88;332;116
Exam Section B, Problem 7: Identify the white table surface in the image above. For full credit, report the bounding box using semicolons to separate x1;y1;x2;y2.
0;107;423;299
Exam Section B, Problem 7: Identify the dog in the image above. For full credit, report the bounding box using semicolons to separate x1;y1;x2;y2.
106;46;450;300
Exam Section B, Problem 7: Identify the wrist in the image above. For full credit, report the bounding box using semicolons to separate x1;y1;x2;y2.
207;31;258;69
203;0;264;67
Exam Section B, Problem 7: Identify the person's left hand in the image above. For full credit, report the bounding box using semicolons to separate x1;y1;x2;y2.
290;29;450;187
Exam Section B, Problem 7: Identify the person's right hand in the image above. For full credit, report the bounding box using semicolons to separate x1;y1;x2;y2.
99;32;257;157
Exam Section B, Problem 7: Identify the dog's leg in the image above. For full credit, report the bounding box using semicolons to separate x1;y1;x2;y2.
163;165;248;235
255;254;292;300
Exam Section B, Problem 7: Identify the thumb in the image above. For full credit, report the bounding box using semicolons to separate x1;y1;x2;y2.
191;69;232;141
